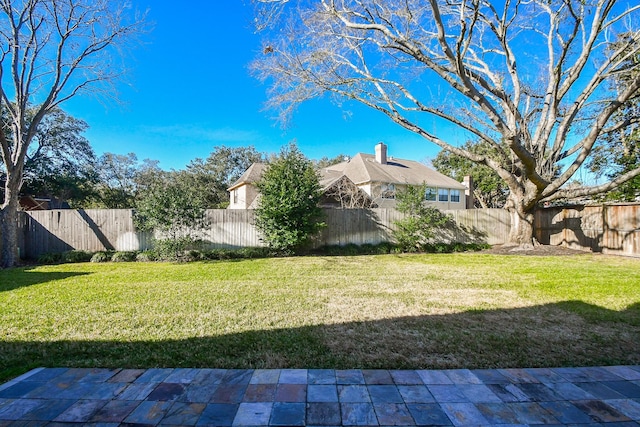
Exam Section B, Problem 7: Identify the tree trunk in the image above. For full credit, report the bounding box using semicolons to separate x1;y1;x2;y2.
506;203;535;247
1;186;22;268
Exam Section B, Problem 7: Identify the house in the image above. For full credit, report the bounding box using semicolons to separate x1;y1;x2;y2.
228;143;471;209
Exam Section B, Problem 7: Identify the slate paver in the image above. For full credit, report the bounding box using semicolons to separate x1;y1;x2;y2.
279;369;307;384
222;369;253;386
21;399;76;421
362;370;393;385
147;382;187;401
0;399;45;420
3;365;640;426
306;402;341;425
426;385;469;403
308;385;338;402
123;400;173;424
0;381;46;399
397;385;435;403
164;368;201;384
308;369;336;385
456;383;502;403
77;368;120;383
524;367;567;384
551;367;594;383
159;401;206;425
498;368;541;384
233;402;272;426
407;402;452;425
373;403;414;425
270;402;305;426
19;368;67;384
515;382;563;401
580;366;627;382
338;385;370;403
251;369;281;384
602;381;640;398
368;385;403;404
117;381;158;400
470;369;511;384
544;381;596;400
606;398;640;419
108;368;146;383
389;370;423;385
335;370;365;385
89;399;140;423
180;382;220;403
486;383;531;402
197;403;238;426
444;369;482;384
243;384;277;402
571;399;632;423
508;402;560;425
475;402;521;424
538;400;594;424
576;381;626;399
53;399;108;423
416;370;453;385
440;402;490;426
275;384;306;402
604;366;640;381
210;384;247;404
193;368;228;385
135;368;174;383
340;402;378;425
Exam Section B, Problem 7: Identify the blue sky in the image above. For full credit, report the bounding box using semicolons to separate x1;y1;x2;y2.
63;1;443;171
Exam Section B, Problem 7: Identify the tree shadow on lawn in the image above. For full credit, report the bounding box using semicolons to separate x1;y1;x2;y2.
1;301;638;382
0;268;90;293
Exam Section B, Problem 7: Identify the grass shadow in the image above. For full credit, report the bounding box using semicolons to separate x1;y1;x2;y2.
0;268;90;293
1;301;638;382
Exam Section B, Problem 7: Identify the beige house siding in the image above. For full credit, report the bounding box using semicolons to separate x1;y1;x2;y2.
228;184;261;210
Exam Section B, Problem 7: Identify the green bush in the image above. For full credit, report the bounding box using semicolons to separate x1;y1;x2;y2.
135;251;157;262
150;237;203;261
90;251;113;263
111;251;138;262
37;252;63;265
62;250;93;263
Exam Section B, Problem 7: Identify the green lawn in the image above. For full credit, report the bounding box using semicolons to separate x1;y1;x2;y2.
1;253;639;381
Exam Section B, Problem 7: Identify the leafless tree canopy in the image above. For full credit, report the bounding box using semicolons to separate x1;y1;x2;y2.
252;0;640;244
0;0;148;266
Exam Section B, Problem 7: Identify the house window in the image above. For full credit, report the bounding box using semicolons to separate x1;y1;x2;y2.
233;189;238;204
381;183;396;199
450;189;460;203
425;187;437;201
438;188;449;202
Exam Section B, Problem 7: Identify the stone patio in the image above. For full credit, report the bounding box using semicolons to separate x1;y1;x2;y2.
1;366;640;426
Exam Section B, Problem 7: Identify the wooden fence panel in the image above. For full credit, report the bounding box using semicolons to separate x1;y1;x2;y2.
22;209;152;258
602;204;640;257
17;205;638;258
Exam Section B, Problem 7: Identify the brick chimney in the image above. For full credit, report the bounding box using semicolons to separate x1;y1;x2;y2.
375;142;387;164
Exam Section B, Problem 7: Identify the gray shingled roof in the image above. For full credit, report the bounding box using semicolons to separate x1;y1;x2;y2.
323;153;466;189
228;151;464;192
227;162;267;191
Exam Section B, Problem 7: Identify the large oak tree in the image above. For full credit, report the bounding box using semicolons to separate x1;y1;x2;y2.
0;0;147;266
252;0;640;246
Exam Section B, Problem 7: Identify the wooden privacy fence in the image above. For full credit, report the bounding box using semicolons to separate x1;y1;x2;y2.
18;208;510;259
535;204;640;257
15;204;640;258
